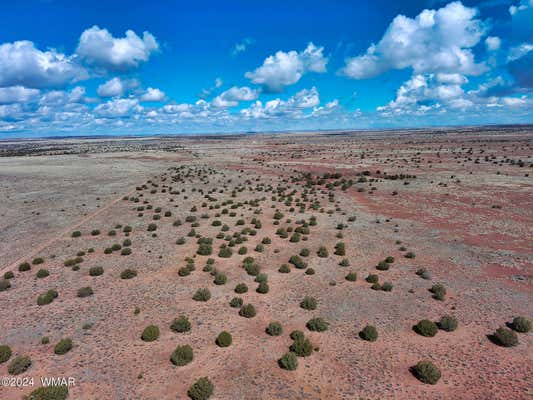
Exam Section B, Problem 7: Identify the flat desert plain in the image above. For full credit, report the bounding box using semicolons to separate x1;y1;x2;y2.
0;127;532;400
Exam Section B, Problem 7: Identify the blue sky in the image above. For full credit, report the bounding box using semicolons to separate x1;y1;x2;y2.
0;0;531;137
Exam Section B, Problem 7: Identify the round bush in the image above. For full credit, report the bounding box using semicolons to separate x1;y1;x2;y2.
300;296;317;310
19;262;31;272
359;325;378;342
437;315;458;332
71;231;81;238
0;345;12;363
171;316;191;333
193;288;211;301
37;289;58;306
234;283;248;294
306;317;329;332
36;269;49;278
3;271;14;279
511;316;531;333
121;269;137;279
121;247;132;256
229;297;243;308
412;360;441;384
290;330;305;341
366;274;378;283
171;345;194;366
414;320;438;337
187;376;213;400
0;279;11;292
430;284;446;301
278;264;290;273
213;273;227;285
376;261;389;271
215;331;232;347
8;355;31;375
141;325;160;342
278;352;298;370
345;272;357;281
266;322;283;336
290;337;313;357
494;326;518;347
239;304;256;318
77;286;93;297
381;282;393;292
27;385;68;400
89;266;104;276
54;338;73;355
256;282;269;294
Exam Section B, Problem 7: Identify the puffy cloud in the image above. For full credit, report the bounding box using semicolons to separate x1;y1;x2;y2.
507;42;533;61
485;36;501;51
76;26;159;72
98;77;124;97
141;87;166;102
232;38;254;55
0;40;87;89
509;0;532;15
39;86;86;106
240;87;320;118
94;98;141;117
212;86;258;107
245;43;328;92
341;2;487;79
0;86;40;104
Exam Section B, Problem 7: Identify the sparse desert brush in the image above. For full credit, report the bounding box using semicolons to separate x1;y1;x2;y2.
366;274;378;283
32;257;44;265
300;296;317;310
317;246;329;258
278;352;298;370
305;267;315;275
430;284;446;301
71;231;81;238
0;345;12;363
41;336;50;344
266;322;283;336
179;267;191;277
197;243;213;256
262;237;271;244
193;288;211;301
381;282;393;291
171;316;191;333
290;337;313;357
290;330;305;341
121;247;132;256
414;320;438;337
147;223;157;232
278;264;290;273
0;279;11;291
359;325;378;341
214;273;227;285
187;376;213;400
91;229;100;236
345;272;357;281
229;297;243;308
254;244;264;252
215;331;232;347
141;325;160;342
416;268;432;280
37;289;58;306
244;261;260;276
376;261;390;271
339;258;350;267
239;304;256;318
256;281;269;293
77;286;93;297
234;283;248;294
437;315;458;332
121;269;137;279
511;316;531;333
19;262;31;272
8;355;31;375
54;338;73;355
218;246;232;258
405;251;416;259
111;243;122;251
26;385;68;400
4;271;14;279
171;345;194;366
289;255;307;269
89;266;104;276
412;360;441;384
238;246;247;255
306;317;329;332
334;242;345;256
176;237;186;245
493;326;518;347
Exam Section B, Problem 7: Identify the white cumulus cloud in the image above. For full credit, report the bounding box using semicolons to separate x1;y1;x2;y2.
0;86;40;104
141;87;166;102
212;86;258;107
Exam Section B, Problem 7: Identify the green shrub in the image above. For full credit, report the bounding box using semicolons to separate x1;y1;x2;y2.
300;296;317;310
147;223;157;232
290;330;305;341
178;267;191;277
0;345;12;363
278;264;290;273
244;262;260;276
141;325;160;342
215;331;232;347
3;271;14;279
193;288;211;301
171;316;191;333
430;284;446;301
511;316;531;333
239;304;256;318
290;337;313;357
171;345;194;366
0;279;11;291
71;231;81;238
229;297;243;308
218;246;232;258
359;325;378;342
27;385;68;400
238;246;247;255
256;282;269;294
366;274;378;283
35;269;49;278
91;229;100;236
266;322;283;336
32;257;44;265
37;289;58;306
54;338;73;355
317;246;328;258
121;269;137;279
345;272;357;281
300;248;310;257
381;282;393;291
41;337;49;345
289;255;307;269
19;262;31;272
494;326;518;347
187;376;213;400
305;268;315;275
334;242;345;256
213;273;227;285
414;320;438;337
405;251;416;259
89;266;104;276
278;352;298;370
8;355;31;375
121;247;132;256
412;361;441;384
339;258;350;267
234;283;248;294
197;243;212;256
306;317;329;332
77;286;93;298
437;315;458;332
255;273;268;283
376;261;389;271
